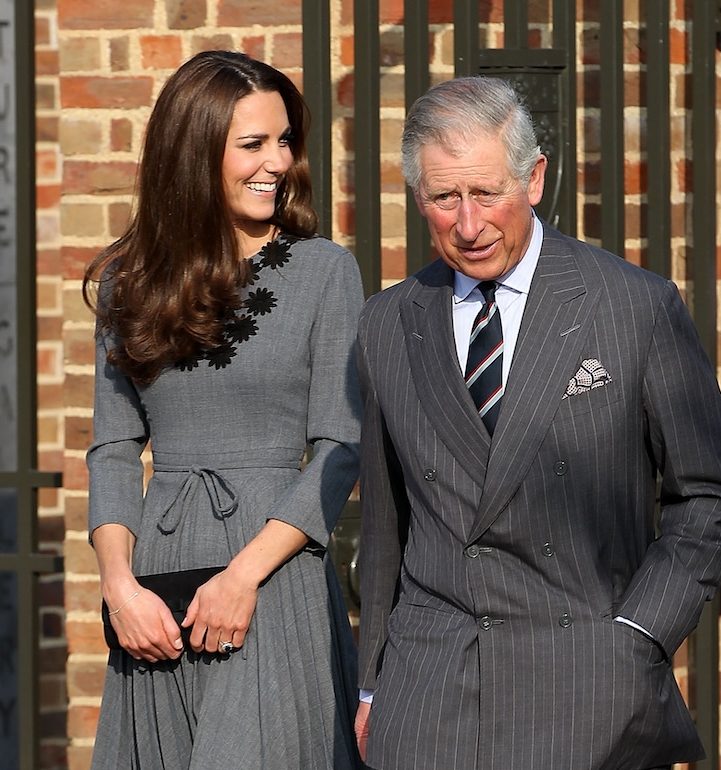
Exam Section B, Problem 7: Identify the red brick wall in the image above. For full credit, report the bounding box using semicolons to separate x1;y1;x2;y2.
28;1;718;768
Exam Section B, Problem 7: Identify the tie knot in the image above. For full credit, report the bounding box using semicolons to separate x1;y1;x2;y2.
479;281;496;304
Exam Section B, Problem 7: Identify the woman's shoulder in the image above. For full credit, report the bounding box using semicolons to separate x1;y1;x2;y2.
285;234;355;263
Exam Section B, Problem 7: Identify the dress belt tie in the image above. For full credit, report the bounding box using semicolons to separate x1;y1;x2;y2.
157;465;239;535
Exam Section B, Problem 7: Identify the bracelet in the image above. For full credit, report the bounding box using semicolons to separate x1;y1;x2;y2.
107;590;139;616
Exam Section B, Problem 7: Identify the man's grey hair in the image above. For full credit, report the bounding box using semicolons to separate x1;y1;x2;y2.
401;76;542;192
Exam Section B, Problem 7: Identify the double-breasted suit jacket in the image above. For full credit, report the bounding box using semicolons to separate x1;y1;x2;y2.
356;223;721;770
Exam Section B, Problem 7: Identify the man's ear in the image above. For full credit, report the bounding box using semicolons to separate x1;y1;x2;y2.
527;154;548;207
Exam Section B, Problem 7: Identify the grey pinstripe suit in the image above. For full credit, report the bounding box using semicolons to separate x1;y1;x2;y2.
356;222;721;770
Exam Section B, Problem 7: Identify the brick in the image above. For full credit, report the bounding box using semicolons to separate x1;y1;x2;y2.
36;115;59;142
140;35;183;70
38;414;61;445
39;743;68;769
336;201;355;236
379;28;404;67
111;118;133;152
65;495;90;534
38;315;63;342
59;0;154;29
67;744;94;770
61;76;153;109
67;702;101;739
38;383;64;411
36;82;57;110
217;0;301;26
42;610;65;639
379;73;404;108
340;34;353;67
239;35;265;62
166;0;208;29
66;618;107;654
64;373;95;411
191;34;235;54
66;414;94;451
625;159;646;195
60;37;102;72
37;279;62;313
270;32;303;70
670;27;687;65
37;147;59;179
382;245;406;280
63;455;90;492
39;675;67;710
61;203;106;238
67;655;106;698
65;329;96;368
109;202;133;238
38;485;61;511
35;15;51;46
380;160;405;194
60;118;103;156
382;201;405;238
63;246;102;281
37;212;61;245
38;512;65;544
64;160;136;196
36;49;59;77
66;580;102;615
337;73;353;108
110;36;130;72
37;183;62;209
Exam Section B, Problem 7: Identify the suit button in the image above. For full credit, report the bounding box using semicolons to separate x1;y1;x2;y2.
553;460;567;476
423;468;436;481
480;615;493;630
559;612;572;628
465;544;481;558
542;542;555;557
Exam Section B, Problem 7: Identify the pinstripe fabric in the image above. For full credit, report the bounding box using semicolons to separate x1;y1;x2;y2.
356;222;721;770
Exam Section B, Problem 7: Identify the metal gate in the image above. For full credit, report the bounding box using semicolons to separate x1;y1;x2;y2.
307;2;721;767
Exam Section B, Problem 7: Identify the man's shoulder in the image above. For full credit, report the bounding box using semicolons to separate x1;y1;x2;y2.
362;258;449;316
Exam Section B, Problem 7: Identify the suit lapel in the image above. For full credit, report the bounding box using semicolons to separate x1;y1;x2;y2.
400;262;492;484
468;233;601;541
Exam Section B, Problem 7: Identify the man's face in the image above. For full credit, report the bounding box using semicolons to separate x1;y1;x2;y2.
415;135;547;281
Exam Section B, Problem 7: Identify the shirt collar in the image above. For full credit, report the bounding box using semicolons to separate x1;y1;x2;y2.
453;214;543;303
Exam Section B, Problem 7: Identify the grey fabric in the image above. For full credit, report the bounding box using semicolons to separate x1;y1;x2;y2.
356;223;721;770
88;237;364;770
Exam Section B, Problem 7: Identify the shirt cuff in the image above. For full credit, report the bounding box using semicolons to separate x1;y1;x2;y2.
613;615;656;642
359;689;375;703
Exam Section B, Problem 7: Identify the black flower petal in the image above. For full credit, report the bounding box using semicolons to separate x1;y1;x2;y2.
246;287;277;316
246;259;262;285
258;238;292;270
206;341;237;369
226;314;258;343
177;355;202;372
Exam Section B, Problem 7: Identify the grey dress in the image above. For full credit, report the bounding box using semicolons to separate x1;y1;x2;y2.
87;236;364;770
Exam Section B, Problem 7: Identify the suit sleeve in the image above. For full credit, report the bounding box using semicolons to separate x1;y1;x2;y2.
356;308;411;689
265;246;364;547
615;280;721;656
86;322;150;540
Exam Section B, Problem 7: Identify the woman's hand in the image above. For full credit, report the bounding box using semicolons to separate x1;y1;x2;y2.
182;518;309;654
182;563;259;654
105;583;184;662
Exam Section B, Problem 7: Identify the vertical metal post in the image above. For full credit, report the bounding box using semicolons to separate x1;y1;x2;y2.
645;1;671;279
15;1;39;767
503;0;527;49
599;0;625;257
689;2;719;767
301;1;332;237
453;0;479;77
551;0;577;237
353;0;381;296
404;0;430;276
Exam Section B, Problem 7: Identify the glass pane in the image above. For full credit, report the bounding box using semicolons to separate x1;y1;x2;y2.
0;0;17;476
0;567;17;765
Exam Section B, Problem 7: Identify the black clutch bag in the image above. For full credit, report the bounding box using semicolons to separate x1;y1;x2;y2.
101;565;225;650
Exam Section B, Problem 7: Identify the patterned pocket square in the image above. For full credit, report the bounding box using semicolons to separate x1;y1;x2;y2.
563;358;613;399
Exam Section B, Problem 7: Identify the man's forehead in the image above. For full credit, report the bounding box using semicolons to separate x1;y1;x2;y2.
419;137;510;187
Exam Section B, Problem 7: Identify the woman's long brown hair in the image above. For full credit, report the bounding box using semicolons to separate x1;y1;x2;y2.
83;51;318;385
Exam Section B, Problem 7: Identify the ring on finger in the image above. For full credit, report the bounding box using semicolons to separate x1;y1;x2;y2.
218;640;234;654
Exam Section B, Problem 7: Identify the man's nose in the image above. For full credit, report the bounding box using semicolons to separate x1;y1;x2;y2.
455;197;484;242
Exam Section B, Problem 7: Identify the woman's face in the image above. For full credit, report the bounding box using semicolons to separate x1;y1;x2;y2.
222;89;294;238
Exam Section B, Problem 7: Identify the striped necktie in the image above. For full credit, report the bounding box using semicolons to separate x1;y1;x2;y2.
464;281;503;434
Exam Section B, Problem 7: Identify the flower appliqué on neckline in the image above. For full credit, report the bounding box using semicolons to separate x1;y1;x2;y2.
178;234;297;373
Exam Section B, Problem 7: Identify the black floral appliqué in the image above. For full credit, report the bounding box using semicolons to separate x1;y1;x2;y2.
257;236;295;270
246;287;277;317
175;233;297;373
226;314;258;343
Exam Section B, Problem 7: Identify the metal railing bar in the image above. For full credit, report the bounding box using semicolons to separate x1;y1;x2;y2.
453;0;479;76
689;2;719;767
503;0;527;49
404;0;430;276
301;0;332;237
353;0;381;296
599;0;625;256
645;0;671;278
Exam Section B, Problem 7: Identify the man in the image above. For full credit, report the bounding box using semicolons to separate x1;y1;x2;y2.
354;76;721;770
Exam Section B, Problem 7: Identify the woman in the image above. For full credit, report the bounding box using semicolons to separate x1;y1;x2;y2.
83;50;364;769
